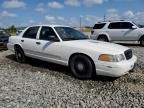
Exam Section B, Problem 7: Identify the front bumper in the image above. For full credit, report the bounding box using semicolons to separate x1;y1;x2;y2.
95;55;137;77
0;42;8;50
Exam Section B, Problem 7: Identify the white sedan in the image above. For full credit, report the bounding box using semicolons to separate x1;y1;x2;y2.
7;25;137;79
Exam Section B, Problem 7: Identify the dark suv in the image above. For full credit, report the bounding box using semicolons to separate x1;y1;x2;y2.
0;30;9;49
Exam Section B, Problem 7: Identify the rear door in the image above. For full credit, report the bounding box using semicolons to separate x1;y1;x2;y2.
21;26;40;56
107;22;122;41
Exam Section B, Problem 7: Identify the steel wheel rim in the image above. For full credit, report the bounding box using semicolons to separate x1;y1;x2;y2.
15;50;23;62
74;58;88;75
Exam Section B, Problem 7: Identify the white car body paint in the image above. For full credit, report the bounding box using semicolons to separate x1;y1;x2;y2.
7;25;137;77
91;21;144;42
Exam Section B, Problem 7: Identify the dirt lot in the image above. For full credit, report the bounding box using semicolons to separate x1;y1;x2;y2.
0;44;144;108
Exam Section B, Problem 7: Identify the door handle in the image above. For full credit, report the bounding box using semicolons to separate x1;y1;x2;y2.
36;42;41;45
21;40;24;42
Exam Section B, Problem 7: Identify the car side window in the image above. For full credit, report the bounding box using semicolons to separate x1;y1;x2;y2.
93;23;106;29
39;26;59;41
108;22;121;29
23;26;39;39
121;22;133;29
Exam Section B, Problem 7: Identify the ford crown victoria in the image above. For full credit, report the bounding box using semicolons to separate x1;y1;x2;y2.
7;25;137;79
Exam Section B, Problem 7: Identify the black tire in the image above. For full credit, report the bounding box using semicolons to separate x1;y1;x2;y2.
69;55;94;79
140;36;144;46
98;36;108;42
15;46;26;63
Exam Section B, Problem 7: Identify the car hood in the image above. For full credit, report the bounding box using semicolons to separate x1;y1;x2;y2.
0;35;9;38
64;39;129;54
139;28;144;30
0;36;9;42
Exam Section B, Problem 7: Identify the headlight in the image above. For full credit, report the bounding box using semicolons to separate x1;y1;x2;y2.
115;54;125;62
99;54;125;62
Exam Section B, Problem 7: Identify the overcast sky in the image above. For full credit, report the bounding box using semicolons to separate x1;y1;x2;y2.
0;0;144;27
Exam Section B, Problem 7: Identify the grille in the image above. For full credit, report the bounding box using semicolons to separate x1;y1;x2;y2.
124;49;133;60
3;39;8;43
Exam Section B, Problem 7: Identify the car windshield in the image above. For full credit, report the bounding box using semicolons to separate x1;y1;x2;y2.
132;22;144;28
54;27;89;41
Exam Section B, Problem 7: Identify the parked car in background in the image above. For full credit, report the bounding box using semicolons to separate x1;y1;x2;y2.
91;20;144;46
7;25;137;79
0;30;9;49
16;27;27;35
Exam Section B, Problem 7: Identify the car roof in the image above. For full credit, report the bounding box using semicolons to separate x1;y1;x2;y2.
0;30;4;32
96;20;132;24
29;24;70;28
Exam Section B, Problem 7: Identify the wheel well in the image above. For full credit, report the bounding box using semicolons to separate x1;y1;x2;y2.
14;44;24;53
97;35;109;40
69;53;96;72
139;35;144;41
14;44;22;49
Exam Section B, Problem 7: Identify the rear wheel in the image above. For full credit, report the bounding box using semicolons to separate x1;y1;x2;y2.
140;36;144;46
98;36;108;42
69;55;94;79
15;46;26;63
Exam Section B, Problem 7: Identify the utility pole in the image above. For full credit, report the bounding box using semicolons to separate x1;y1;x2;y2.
80;16;82;30
104;14;106;21
80;15;83;30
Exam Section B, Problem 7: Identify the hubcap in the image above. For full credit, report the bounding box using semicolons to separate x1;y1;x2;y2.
18;53;22;58
74;59;88;75
16;50;22;61
77;62;84;71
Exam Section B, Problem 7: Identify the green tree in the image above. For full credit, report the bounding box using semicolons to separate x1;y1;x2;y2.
5;25;16;35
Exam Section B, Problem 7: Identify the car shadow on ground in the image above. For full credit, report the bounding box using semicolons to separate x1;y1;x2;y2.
6;54;117;82
0;49;8;52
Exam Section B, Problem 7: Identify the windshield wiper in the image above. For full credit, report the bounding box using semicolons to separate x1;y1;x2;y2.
77;38;89;40
62;38;77;41
62;37;88;41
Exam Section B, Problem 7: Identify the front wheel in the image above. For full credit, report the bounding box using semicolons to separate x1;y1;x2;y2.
69;55;94;79
15;47;26;63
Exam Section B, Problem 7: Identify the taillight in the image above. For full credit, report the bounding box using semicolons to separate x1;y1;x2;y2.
91;30;94;35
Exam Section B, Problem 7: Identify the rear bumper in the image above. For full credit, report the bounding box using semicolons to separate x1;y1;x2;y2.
95;55;137;77
7;43;14;51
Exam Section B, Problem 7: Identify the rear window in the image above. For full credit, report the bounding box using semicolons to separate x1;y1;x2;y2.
93;23;106;29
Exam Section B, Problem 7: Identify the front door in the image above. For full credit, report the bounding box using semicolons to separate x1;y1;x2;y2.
120;22;139;41
36;26;64;64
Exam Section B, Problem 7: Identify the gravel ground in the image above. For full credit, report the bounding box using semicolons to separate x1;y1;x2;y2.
0;45;144;108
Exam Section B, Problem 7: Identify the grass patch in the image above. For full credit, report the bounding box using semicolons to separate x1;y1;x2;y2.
80;28;92;32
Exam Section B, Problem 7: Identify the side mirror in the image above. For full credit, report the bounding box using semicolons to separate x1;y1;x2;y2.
48;35;59;42
132;26;137;29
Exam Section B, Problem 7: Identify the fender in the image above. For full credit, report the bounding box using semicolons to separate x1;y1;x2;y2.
7;36;23;52
139;35;144;41
97;32;112;41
